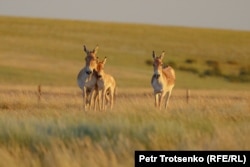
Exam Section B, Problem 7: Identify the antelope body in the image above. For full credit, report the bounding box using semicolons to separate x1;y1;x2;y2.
151;51;175;110
96;57;116;111
77;45;98;110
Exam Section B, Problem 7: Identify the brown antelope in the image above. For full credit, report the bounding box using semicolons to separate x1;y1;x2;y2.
151;50;175;110
77;45;98;110
95;57;116;111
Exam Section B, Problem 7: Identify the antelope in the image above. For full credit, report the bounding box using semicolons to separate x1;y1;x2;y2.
77;45;98;110
151;50;175;110
95;57;116;111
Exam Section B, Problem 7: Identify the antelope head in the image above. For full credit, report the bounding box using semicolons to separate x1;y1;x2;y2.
152;50;165;79
83;45;99;75
96;57;107;79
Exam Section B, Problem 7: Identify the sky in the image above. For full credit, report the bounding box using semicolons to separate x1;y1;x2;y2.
0;0;250;31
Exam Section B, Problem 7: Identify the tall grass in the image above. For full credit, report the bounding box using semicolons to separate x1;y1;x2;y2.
0;86;249;166
0;16;250;166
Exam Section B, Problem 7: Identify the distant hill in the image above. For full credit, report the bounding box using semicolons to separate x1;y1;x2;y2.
0;16;249;90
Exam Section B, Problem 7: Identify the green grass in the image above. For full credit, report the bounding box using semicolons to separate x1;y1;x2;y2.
0;16;250;89
0;87;249;166
0;16;250;166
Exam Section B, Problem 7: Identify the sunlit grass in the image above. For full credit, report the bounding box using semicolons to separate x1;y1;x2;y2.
0;86;249;166
0;15;250;166
0;16;250;89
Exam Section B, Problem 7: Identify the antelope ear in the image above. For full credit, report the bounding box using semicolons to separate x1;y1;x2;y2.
93;45;99;54
83;45;88;53
152;50;156;59
160;51;165;60
103;57;107;64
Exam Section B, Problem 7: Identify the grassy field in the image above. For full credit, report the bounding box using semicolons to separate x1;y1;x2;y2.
0;16;250;166
0;16;250;89
0;86;250;167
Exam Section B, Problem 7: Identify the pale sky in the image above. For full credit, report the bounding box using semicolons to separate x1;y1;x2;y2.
0;0;250;31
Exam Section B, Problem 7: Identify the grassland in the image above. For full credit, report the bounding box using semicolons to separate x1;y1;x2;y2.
0;16;250;89
0;86;250;167
0;16;250;166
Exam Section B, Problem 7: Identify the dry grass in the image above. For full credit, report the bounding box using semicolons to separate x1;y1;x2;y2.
0;86;249;167
0;15;250;166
